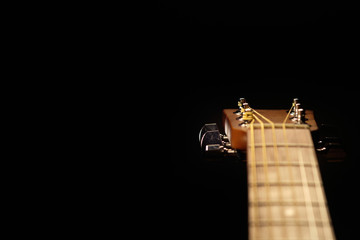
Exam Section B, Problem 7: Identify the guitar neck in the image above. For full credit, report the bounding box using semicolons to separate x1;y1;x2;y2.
247;123;336;240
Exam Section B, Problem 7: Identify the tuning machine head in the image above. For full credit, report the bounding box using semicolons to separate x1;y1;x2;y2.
199;123;238;159
290;98;306;124
235;101;254;127
313;124;346;162
234;98;247;115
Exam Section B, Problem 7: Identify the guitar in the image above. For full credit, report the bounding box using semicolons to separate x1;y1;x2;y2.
200;98;336;240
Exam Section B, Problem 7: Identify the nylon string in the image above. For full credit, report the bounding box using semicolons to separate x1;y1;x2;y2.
253;114;274;239
248;104;332;239
296;124;319;240
282;103;304;238
253;110;287;238
249;118;259;239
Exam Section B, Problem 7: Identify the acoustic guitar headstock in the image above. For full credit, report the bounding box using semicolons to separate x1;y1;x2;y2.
199;98;319;158
223;98;318;151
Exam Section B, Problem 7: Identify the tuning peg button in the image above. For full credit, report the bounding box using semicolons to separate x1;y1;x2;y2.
314;124;346;162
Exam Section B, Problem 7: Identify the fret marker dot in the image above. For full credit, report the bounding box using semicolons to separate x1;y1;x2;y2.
284;207;295;217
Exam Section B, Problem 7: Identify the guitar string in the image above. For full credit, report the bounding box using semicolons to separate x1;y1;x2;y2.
282;103;305;238
249;106;334;239
253;109;287;239
283;103;294;124
249;118;259;240
282;103;296;196
253;114;274;240
283;106;334;239
288;107;324;239
295;123;320;240
254;109;309;239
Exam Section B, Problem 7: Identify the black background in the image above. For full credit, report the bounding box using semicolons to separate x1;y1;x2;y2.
154;1;343;27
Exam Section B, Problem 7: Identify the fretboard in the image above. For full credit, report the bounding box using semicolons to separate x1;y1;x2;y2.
247;124;336;240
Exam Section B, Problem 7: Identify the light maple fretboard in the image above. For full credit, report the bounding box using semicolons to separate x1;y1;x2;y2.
247;124;335;240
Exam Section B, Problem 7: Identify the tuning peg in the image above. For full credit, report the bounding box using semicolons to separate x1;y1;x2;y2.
239;98;246;106
234;98;246;115
199;123;238;159
313;124;346;162
199;123;219;143
205;144;237;157
290;99;306;124
289;98;299;116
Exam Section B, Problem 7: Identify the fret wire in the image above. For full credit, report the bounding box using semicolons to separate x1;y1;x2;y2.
253;143;314;148
249;220;332;227
249;201;327;207
251;163;318;168
248;182;323;187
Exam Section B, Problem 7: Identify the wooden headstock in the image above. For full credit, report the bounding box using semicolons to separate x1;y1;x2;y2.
222;99;318;151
